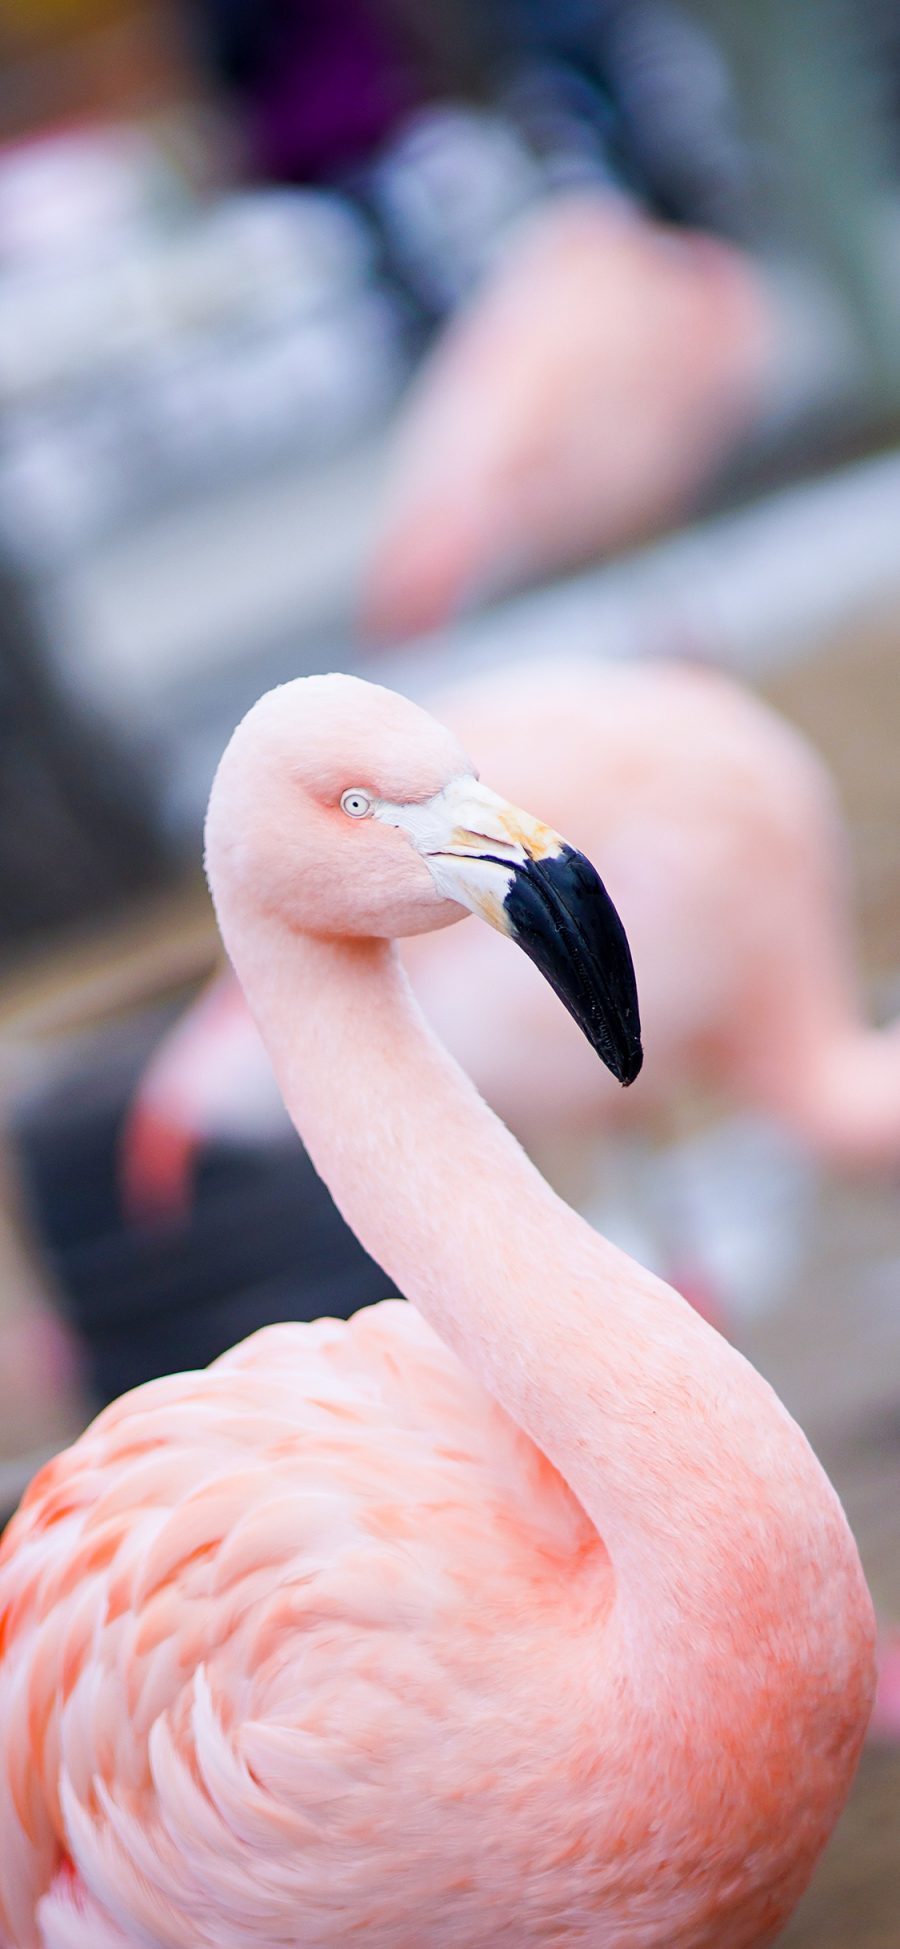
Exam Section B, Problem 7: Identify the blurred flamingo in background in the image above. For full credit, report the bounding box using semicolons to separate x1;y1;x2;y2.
363;192;774;639
0;673;875;1947
123;655;900;1227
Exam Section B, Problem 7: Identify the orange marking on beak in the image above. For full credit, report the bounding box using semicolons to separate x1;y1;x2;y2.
450;825;494;851
475;888;509;933
498;809;561;860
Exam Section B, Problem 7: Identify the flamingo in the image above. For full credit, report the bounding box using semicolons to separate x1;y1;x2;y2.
0;673;875;1947
362;192;774;640
123;656;900;1224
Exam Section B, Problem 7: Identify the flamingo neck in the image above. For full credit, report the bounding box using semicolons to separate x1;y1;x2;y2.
215;898;868;1705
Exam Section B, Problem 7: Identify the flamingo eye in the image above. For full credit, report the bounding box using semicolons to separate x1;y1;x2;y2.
341;789;373;819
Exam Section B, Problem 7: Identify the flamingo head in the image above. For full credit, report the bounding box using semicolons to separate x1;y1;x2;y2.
206;673;643;1085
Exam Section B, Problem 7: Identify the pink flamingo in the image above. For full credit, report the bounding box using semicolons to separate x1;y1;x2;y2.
123;656;900;1223
363;193;773;640
0;674;875;1946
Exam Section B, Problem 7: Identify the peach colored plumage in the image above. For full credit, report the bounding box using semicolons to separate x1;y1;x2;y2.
0;674;875;1947
123;656;900;1222
362;193;773;639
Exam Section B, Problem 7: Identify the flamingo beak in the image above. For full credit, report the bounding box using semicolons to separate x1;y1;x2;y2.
385;777;643;1087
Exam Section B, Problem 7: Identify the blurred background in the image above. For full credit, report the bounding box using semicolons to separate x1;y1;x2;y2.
0;3;899;1937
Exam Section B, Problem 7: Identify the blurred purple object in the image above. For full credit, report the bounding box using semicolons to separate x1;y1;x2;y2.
225;0;422;182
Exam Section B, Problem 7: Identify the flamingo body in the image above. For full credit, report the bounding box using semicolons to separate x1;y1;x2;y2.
0;1309;609;1948
0;673;875;1946
0;1297;864;1949
406;657;849;1145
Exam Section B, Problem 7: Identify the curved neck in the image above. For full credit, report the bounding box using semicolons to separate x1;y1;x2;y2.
217;896;856;1694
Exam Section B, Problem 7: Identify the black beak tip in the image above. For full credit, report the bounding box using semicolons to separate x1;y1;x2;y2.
503;845;644;1091
614;1038;643;1088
